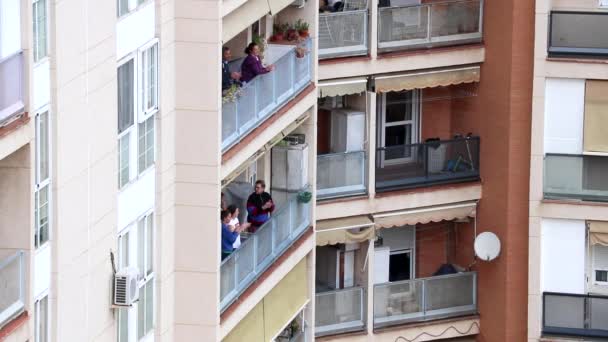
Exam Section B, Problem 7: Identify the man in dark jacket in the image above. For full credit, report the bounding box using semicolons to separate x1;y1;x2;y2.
222;47;241;91
246;180;275;233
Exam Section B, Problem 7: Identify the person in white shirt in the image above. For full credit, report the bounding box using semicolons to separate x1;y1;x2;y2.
227;205;250;250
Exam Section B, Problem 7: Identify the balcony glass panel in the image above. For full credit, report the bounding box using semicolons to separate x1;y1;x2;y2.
315;287;366;336
319;10;368;59
0;251;25;328
317;151;366;199
221;40;312;151
0;52;25;125
549;11;608;57
543;292;608;338
544;154;608;202
375;137;480;192
378;0;482;52
219;188;311;311
373;272;477;328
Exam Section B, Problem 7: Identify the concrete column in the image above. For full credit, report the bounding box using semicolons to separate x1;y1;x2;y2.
367;92;376;197
368;0;378;59
157;0;222;341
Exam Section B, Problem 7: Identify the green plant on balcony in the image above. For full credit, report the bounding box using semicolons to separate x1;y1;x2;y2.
295;19;309;38
297;190;312;203
222;83;242;104
272;22;290;41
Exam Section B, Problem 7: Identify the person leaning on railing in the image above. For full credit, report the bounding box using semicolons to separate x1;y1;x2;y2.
222;47;242;95
240;43;275;84
246;180;275;233
221;210;246;260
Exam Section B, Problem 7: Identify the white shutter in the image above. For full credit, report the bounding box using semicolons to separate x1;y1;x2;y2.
544;78;585;154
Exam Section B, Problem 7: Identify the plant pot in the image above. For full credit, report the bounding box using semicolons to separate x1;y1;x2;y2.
297;191;312;203
298;30;309;38
286;29;298;41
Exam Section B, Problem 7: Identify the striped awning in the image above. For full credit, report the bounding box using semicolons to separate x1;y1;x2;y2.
589;221;608;246
373;201;477;229
318;77;367;98
374;66;480;93
316;215;375;246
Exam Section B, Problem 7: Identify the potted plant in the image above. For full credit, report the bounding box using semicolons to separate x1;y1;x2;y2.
272;23;285;41
222;84;242;104
297;190;312;203
294;37;308;58
295;19;309;38
286;23;299;41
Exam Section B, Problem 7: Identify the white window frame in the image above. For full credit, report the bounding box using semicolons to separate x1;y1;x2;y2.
34;293;49;342
139;40;159;121
32;0;49;63
118;55;137;189
591;245;608;286
378;90;421;166
117;210;155;342
35;109;51;249
117;0;153;18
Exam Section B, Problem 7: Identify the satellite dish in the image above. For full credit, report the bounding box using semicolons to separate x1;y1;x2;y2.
474;232;501;261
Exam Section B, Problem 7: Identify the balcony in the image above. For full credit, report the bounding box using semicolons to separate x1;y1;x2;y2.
373;272;477;328
317;151;367;199
0;251;25;328
377;0;483;53
544;154;608;202
549;11;608;57
375;137;480;192
315;287;366;336
222;40;313;151
0;52;25;126
319;9;368;59
543;292;608;339
220;187;311;311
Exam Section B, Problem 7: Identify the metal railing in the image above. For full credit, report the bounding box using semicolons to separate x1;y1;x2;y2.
543;292;608;339
317;151;366;199
375;137;480;192
0;251;25;328
319;10;368;59
222;40;313;151
549;11;608;57
315;287;366;336
220;188;312;311
544;154;608;202
374;272;477;328
0;52;25;126
378;0;483;52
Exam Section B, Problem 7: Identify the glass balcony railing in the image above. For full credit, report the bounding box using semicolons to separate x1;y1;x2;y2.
319;10;369;59
373;272;477;328
378;0;483;52
222;40;313;151
375;137;480;192
315;287;366;336
317;151;366;199
0;251;25;328
0;52;25;126
543;292;608;339
544;154;608;202
220;188;311;311
549;11;608;57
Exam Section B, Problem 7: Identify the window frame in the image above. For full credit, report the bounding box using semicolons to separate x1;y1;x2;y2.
34;293;50;342
137;116;155;175
139;40;159;121
32;0;49;63
136;212;154;340
118;55;137;189
592;244;608;286
35;109;51;249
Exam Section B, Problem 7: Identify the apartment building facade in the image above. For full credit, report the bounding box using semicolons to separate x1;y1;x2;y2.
528;0;608;341
0;0;533;342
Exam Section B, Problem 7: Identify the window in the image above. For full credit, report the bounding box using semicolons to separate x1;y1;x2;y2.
141;44;158;116
138;114;154;174
117;0;129;17
33;0;48;62
117;212;154;341
35;295;49;342
378;90;420;165
119;133;131;188
118;60;135;134
593;245;608;285
35;111;50;248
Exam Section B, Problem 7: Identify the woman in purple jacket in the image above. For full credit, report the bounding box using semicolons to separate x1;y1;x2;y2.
240;42;275;83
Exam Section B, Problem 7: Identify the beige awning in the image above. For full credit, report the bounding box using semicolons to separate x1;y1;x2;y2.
374;201;477;229
316;215;375;246
584;80;608;153
267;0;293;14
589;221;608;246
318;77;367;98
374;66;480;93
222;0;270;42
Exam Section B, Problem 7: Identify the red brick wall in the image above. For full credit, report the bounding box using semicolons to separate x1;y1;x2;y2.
421;87;452;141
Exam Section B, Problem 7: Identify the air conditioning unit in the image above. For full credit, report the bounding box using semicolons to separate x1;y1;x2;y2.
113;267;139;307
291;0;305;8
